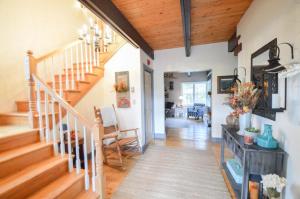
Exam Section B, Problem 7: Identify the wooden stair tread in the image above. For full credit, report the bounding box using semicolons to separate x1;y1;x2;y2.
16;100;72;103
76;189;99;199
0;142;52;163
43;89;81;93
47;80;90;84
28;170;84;199
0;128;39;152
0;156;68;194
0;112;58;117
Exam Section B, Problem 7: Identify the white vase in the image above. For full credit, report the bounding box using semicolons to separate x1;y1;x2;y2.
238;112;252;135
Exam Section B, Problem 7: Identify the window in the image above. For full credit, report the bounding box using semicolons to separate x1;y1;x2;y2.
181;82;206;106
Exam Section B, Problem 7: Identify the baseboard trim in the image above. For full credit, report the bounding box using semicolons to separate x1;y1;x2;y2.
154;133;166;140
211;137;222;143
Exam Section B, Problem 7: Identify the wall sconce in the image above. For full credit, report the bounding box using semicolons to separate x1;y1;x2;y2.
230;67;246;88
264;42;294;73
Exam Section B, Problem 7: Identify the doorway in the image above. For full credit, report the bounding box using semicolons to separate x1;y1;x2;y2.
164;71;212;145
143;65;154;149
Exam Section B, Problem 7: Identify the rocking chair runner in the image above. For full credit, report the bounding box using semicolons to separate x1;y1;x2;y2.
94;105;141;167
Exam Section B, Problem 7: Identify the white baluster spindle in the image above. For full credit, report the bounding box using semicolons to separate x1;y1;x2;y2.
93;41;96;68
66;112;73;172
74;118;81;173
36;82;44;141
76;43;80;81
58;104;65;157
70;47;75;90
83;126;89;190
65;50;70;90
80;41;85;80
85;40;89;72
59;54;63;97
44;92;50;142
91;132;96;192
89;42;93;73
51;95;58;155
97;48;100;67
51;56;56;90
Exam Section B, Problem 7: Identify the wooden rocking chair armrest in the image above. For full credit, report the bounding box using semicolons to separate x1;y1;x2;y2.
102;132;118;140
119;128;139;133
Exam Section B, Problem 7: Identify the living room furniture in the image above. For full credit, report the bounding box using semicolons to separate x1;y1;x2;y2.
220;125;286;199
94;105;141;168
187;103;205;120
165;101;175;117
174;106;186;118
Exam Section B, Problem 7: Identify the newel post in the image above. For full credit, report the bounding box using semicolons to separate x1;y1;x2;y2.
24;50;37;128
93;118;105;199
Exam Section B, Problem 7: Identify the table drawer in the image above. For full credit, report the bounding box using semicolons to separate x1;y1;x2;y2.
234;144;244;162
224;133;235;152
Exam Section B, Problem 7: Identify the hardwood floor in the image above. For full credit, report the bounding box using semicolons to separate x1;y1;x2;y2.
104;118;235;199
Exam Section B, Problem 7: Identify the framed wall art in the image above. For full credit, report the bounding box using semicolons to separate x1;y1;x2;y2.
115;71;131;108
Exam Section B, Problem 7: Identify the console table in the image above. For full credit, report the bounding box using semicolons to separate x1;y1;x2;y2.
220;125;286;199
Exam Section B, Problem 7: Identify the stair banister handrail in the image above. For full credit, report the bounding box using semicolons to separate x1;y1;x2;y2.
35;40;81;64
32;74;94;128
32;74;104;198
25;50;104;198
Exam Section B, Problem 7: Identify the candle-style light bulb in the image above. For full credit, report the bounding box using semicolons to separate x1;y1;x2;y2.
78;29;84;40
89;18;94;29
86;34;91;44
82;24;88;36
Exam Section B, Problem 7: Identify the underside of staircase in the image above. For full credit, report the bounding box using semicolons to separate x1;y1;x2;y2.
0;37;126;199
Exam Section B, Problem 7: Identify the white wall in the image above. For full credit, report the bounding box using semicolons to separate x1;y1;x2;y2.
75;43;146;145
164;72;208;105
0;0;87;112
237;1;300;198
153;43;237;138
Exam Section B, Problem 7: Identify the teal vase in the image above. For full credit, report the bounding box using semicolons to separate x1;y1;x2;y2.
256;124;278;149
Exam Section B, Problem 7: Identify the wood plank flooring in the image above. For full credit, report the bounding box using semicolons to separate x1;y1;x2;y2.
104;118;235;199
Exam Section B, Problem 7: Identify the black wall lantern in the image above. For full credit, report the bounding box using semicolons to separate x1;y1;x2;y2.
264;42;294;73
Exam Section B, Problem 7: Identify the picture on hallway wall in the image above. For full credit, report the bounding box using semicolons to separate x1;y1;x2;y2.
217;75;235;94
114;71;131;108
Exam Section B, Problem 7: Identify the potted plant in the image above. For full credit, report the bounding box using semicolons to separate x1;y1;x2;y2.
244;127;260;145
261;174;286;199
225;82;260;135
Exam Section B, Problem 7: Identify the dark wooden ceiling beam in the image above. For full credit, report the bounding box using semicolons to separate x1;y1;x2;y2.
79;0;154;59
180;0;191;57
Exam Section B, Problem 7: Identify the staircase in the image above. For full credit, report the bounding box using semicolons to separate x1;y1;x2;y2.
0;129;96;198
0;36;125;126
0;30;126;198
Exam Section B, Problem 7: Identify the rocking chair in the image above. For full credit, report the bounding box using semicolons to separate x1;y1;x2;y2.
94;105;141;168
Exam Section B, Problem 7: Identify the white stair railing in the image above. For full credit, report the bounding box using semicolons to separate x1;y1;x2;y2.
24;44;107;197
30;73;104;197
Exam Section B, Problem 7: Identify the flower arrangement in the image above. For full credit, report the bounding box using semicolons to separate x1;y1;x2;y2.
114;81;129;92
225;82;260;117
261;174;287;198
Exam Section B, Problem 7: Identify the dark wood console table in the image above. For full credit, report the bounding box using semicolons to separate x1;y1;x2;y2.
220;125;286;199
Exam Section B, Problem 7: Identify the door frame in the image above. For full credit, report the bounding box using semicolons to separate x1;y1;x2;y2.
143;64;154;152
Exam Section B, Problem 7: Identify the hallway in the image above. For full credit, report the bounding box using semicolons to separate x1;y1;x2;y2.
107;118;231;199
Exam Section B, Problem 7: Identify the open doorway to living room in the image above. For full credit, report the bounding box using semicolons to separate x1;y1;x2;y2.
164;71;212;147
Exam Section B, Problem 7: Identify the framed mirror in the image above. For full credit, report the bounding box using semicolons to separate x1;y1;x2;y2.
251;39;278;120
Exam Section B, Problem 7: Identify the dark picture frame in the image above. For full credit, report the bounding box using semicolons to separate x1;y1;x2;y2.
217;75;235;94
169;81;174;90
